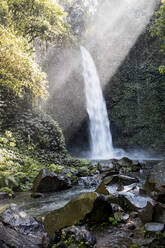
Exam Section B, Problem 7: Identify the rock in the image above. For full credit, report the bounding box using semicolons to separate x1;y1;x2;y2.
145;223;165;233
103;174;138;186
78;175;101;187
153;203;165;223
61;225;96;246
95;181;110;195
115;191;154;213
97;160;114;172
32;169;71;193
117;157;142;172
0;187;14;199
130;211;138;218
138;202;154;223
31;193;45;198
144;161;165;196
0;204;49;248
44;192;113;238
0;192;10;201
122;213;129;222
126;222;136;230
157;193;165;204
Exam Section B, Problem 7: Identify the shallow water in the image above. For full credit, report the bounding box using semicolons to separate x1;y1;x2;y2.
0;186;94;217
0;160;161;217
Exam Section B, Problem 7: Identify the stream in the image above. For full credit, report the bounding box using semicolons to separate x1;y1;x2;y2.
0;160;160;217
0;186;94;217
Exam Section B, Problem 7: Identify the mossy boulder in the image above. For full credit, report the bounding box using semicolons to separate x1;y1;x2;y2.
0;187;14;199
32;169;71;193
57;225;96;248
95;181;109;195
44;192;113;238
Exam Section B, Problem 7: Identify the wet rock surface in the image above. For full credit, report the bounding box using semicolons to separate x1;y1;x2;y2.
104;174;138;186
0;204;49;248
32;169;71;193
1;158;165;248
0;192;10;201
145;222;164;233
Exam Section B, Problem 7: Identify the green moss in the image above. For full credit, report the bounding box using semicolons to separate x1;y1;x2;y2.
70;167;77;173
79;166;90;176
0;187;14;198
48;164;65;173
130;245;139;248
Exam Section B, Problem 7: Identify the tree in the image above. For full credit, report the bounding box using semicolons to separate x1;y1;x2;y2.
5;0;72;44
0;0;74;99
0;25;48;99
150;0;165;73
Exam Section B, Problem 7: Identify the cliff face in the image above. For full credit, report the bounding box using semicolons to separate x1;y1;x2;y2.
105;30;165;153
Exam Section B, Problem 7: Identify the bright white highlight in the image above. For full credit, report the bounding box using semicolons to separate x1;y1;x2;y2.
81;46;114;159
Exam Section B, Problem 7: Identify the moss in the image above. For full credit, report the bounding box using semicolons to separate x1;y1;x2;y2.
79;166;90;176
48;164;65;173
70;167;77;173
0;187;14;198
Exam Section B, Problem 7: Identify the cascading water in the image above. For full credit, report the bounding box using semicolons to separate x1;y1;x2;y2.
81;46;115;159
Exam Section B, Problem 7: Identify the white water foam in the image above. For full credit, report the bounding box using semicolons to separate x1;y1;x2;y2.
81;46;124;159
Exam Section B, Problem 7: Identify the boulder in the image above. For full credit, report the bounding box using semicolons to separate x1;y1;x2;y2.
0;192;10;201
32;169;71;193
95;181;110;195
44;192;113;238
138;202;154;223
144;161;165;195
0;204;49;248
31;193;45;198
145;223;164;233
103;174;138;186
117;157;142;172
97;160;114;173
153;203;165;223
78;175;101;187
60;225;96;247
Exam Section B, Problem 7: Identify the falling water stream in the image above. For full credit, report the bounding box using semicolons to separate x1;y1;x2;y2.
81;46;115;159
80;46;163;161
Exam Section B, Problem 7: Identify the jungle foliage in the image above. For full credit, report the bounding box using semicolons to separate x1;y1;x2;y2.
150;0;165;73
0;0;72;99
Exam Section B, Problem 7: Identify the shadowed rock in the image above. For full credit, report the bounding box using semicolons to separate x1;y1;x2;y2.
60;225;96;247
0;204;49;248
32;169;71;193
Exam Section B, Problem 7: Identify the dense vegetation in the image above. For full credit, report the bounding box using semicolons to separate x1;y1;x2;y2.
0;0;72;99
0;0;77;196
0;1;165;248
150;0;165;73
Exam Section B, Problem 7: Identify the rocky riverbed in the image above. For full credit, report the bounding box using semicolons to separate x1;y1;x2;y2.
0;158;165;248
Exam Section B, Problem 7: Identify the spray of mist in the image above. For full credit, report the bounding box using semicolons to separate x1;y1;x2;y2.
86;0;160;86
47;0;161;159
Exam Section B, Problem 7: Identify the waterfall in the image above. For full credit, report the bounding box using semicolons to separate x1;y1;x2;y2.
80;46;114;159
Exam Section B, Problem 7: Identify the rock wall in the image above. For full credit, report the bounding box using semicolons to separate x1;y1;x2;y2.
105;29;165;153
